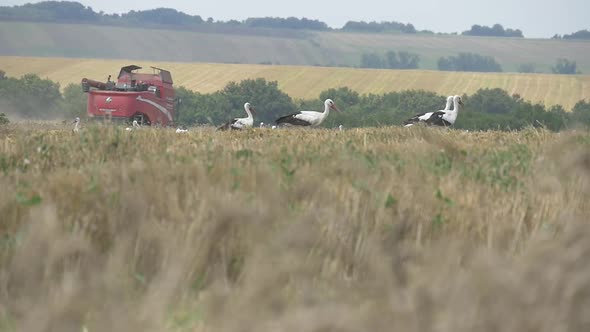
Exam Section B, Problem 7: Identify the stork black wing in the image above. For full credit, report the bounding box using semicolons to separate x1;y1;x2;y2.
425;112;452;127
403;112;429;126
275;112;311;126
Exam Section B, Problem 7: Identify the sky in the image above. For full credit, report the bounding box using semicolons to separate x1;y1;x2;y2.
1;0;588;38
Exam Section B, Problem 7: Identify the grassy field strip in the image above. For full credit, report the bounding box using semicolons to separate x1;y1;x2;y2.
1;124;589;330
2;56;590;109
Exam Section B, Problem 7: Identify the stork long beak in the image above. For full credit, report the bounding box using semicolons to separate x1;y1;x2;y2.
459;100;464;106
250;107;256;114
331;104;342;113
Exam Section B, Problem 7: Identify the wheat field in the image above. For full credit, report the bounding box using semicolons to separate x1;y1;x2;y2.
2;56;590;110
1;122;589;331
3;21;590;72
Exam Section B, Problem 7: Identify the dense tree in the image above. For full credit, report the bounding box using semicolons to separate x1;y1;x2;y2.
61;83;87;118
438;53;502;72
175;88;231;125
462;24;523;37
319;87;360;107
0;1;98;22
342;20;417;33
175;79;296;126
0;1;331;31
0;112;8;124
244;17;328;30
0;74;62;119
219;78;296;124
122;8;203;26
360;51;420;69
385;51;399;69
397;51;420;69
360;53;385;69
465;88;517;114
569;100;590;128
561;30;590;40
552;58;580;75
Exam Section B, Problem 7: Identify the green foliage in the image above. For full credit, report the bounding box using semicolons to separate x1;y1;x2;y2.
438;53;502;72
220;79;296;125
342;20;417;33
61;83;87;118
552;58;580;75
360;53;385;68
360;50;420;69
452;89;569;131
0;1;330;31
570;100;590;128
561;29;590;40
0;113;8;125
0;74;62;119
384;194;397;208
123;8;203;25
462;24;523;37
244;17;328;30
465;88;517;114
176;79;296;126
15;192;42;206
0;1;98;22
319;87;360;106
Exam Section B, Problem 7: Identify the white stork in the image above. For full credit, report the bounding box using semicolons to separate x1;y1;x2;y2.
176;126;188;133
275;99;341;127
403;95;463;127
217;103;255;131
126;120;140;131
72;117;80;133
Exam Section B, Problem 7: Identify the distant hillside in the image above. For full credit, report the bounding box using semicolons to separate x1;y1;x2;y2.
1;21;590;74
2;56;589;110
0;1;421;34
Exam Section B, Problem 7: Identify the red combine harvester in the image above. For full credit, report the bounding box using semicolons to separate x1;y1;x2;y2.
82;65;175;126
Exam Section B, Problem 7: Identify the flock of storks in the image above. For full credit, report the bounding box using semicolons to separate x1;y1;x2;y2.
216;95;463;131
71;95;463;132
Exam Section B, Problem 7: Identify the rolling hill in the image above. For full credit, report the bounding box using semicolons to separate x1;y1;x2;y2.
2;56;589;110
1;21;590;73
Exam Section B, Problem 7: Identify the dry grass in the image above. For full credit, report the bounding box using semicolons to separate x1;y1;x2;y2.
2;56;590;110
0;122;590;332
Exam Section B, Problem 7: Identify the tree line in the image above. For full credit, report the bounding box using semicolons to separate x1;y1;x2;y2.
462;24;523;37
438;53;503;72
2;73;590;132
552;30;590;40
341;21;419;34
357;52;580;75
0;1;526;36
3;1;589;41
360;51;420;69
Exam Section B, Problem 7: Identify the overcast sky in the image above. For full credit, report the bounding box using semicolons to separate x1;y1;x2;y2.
1;0;588;38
